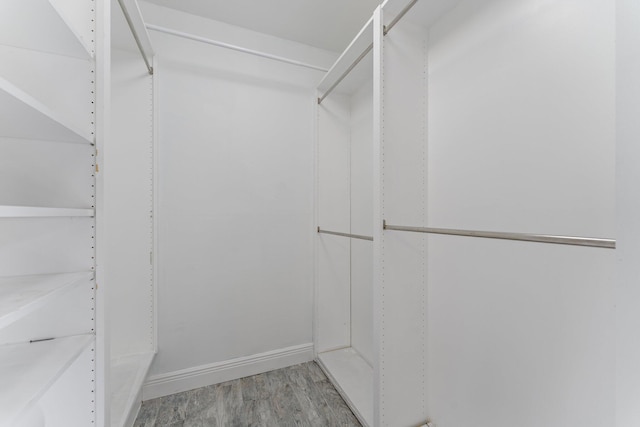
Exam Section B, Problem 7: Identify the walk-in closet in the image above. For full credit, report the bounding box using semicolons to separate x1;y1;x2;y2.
1;0;640;426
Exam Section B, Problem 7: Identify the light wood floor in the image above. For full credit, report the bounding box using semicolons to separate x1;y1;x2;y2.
134;361;362;426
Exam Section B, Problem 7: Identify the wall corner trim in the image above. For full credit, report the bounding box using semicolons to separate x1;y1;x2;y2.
142;343;314;400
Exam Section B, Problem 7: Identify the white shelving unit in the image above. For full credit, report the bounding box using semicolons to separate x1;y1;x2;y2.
0;0;98;425
317;1;617;426
106;1;156;425
315;14;375;427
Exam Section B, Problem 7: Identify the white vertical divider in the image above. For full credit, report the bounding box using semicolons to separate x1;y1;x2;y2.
376;7;429;426
371;7;384;427
152;54;159;356
616;1;640;426
95;0;112;425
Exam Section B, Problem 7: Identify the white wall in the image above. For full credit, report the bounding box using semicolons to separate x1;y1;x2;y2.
350;79;374;366
139;1;337;390
424;0;615;426
616;1;640;426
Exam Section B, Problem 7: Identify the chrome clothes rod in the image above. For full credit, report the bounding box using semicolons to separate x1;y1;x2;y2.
117;0;154;75
384;0;419;35
317;227;374;241
317;42;373;104
383;221;615;249
146;24;329;73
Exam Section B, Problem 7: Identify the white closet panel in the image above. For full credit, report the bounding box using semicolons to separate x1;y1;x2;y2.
0;218;94;276
378;0;616;425
350;79;374;366
317;93;351;353
109;47;154;358
316;237;351;352
378;15;428;427
0;138;94;208
426;0;615;237
426;237;615;426
615;1;640;425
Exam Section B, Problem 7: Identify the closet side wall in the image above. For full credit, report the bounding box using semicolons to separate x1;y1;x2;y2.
424;1;615;426
108;47;154;359
378;18;429;427
350;80;374;366
616;1;640;426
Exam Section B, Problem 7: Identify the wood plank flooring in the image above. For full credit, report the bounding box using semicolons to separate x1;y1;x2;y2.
134;361;362;426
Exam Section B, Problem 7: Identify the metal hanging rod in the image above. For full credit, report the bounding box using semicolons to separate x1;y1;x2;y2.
317;227;374;241
383;221;616;249
383;0;419;35
117;0;154;75
145;24;329;73
317;42;373;104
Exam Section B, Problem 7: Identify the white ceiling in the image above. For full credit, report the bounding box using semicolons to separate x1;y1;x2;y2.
142;0;381;52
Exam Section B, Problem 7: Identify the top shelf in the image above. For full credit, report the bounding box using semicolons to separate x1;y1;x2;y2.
317;15;374;100
0;0;94;59
382;0;464;31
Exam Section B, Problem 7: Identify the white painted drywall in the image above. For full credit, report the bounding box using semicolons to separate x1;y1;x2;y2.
350;79;374;366
616;1;640;426
379;17;429;427
141;2;337;379
423;0;615;426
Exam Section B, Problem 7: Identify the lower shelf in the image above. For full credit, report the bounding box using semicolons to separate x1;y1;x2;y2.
0;334;94;426
317;347;373;427
111;352;155;427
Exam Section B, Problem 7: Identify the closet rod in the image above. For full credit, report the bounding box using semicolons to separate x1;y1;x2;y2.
145;24;329;73
317;227;374;241
383;221;616;249
383;0;419;35
117;0;154;75
317;43;373;104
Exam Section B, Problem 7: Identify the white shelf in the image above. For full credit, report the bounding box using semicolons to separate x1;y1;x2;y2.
317;347;374;427
0;0;93;59
0;75;93;144
317;16;374;98
382;0;464;30
0;205;94;218
111;352;155;427
0;334;94;426
0;272;93;329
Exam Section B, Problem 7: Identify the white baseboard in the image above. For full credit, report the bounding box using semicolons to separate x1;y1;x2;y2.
142;343;314;400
